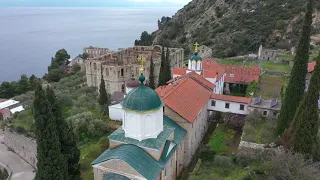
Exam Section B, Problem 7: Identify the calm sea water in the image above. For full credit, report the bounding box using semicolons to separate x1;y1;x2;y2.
0;7;178;83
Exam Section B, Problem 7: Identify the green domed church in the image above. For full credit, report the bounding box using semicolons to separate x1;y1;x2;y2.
91;61;186;180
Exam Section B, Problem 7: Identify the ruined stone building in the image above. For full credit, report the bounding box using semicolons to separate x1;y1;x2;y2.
85;45;184;95
84;46;110;58
198;45;213;59
258;45;278;61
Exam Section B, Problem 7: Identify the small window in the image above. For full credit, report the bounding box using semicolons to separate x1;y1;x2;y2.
225;103;230;109
211;100;216;107
230;74;235;77
121;68;124;77
273;111;278;117
240;104;245;110
263;111;268;116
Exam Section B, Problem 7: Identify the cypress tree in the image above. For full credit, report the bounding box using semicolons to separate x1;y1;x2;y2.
33;84;68;180
99;75;109;115
164;47;172;83
292;52;320;156
46;88;81;180
149;56;156;89
276;0;313;135
158;46;166;86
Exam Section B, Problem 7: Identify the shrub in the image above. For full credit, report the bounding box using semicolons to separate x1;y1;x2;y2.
246;81;259;97
88;119;108;137
213;155;233;169
14;126;26;134
69;106;86;116
198;145;216;162
98;136;109;151
57;94;73;107
210;131;228;153
67;112;108;140
17;111;28;120
264;151;320;180
0;168;8;180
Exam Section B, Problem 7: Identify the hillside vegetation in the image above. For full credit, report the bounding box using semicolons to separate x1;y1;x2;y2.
151;0;320;57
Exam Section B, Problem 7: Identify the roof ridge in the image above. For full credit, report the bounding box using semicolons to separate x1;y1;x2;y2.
188;74;213;91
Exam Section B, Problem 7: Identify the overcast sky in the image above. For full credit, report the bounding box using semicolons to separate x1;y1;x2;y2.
0;0;192;7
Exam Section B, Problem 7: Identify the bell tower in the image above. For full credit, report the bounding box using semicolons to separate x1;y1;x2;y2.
187;42;203;75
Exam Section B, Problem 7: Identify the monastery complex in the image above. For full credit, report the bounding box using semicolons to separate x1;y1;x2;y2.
90;43;282;180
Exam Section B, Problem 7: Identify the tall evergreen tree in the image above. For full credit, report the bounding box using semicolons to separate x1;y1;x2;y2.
164;47;172;83
46;88;81;180
158;46;166;87
149;56;156;89
33;84;68;180
99;75;109;115
291;52;320;156
276;0;313;135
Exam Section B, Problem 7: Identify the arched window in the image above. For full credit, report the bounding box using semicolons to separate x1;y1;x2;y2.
93;63;97;70
121;68;124;77
121;84;126;93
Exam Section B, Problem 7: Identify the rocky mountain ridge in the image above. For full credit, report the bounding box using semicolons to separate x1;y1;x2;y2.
152;0;320;57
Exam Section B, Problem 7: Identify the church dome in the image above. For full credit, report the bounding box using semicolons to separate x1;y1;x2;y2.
121;74;164;112
190;52;202;61
126;76;140;88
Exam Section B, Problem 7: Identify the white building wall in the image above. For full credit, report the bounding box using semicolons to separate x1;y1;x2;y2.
109;104;123;121
206;78;216;85
207;99;249;115
123;108;163;141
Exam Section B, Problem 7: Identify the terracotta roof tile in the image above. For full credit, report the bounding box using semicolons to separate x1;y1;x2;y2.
168;71;215;90
156;77;211;123
211;94;252;104
220;65;261;84
308;61;316;73
202;58;226;80
173;68;187;76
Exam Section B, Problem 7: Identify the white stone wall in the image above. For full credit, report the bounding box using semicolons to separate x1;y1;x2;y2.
109;104;123;121
207;99;249;115
3;128;37;168
123;108;163;141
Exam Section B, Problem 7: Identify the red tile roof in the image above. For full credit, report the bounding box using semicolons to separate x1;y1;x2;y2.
221;65;261;84
202;58;226;80
211;94;252;104
308;61;316;73
173;68;187;76
168;71;215;90
156;76;212;123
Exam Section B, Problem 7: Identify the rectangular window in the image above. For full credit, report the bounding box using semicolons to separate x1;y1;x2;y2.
225;103;230;109
211;100;216;106
240;104;245;110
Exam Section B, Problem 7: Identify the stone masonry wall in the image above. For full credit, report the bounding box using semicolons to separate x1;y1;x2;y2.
86;45;184;95
93;160;145;180
3;128;37;168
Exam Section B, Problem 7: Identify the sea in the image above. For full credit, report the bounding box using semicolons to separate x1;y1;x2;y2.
0;7;179;83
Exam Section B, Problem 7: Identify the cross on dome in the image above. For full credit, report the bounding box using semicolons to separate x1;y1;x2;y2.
137;55;147;73
194;42;199;53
